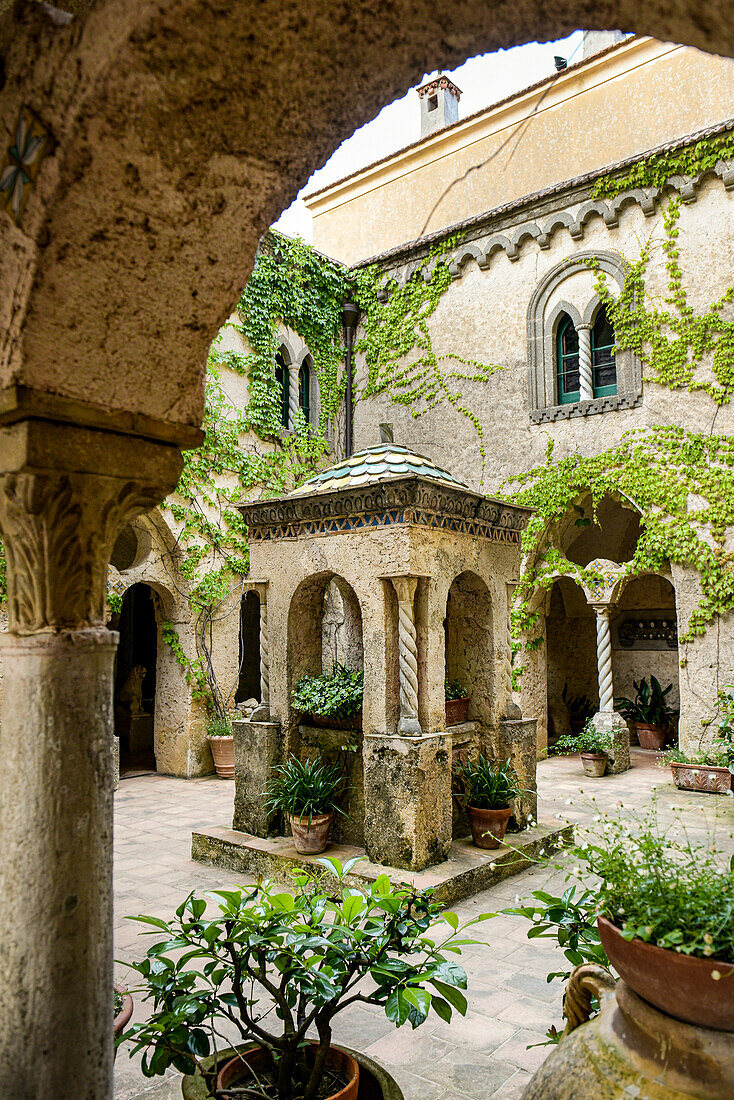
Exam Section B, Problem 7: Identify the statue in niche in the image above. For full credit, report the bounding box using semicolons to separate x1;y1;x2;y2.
322;581;345;671
119;664;146;717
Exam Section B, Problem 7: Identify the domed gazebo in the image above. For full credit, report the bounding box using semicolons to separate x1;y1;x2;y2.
196;444;541;876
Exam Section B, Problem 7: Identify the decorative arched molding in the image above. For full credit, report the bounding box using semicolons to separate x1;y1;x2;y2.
527;250;642;422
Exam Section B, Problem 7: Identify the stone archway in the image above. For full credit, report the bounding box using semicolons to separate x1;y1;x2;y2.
444;570;494;727
3;4;734;1096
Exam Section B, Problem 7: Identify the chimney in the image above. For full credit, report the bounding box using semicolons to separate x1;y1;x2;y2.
582;30;626;59
416;74;461;139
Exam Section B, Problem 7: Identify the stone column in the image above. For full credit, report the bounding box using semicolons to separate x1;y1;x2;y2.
391;575;422;735
590;605;630;774
0;420;181;1100
288;365;300;430
577;322;594;401
250;583;270;722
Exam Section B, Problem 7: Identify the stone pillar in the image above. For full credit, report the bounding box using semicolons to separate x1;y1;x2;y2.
0;420;181;1100
577;322;594;401
232;716;282;835
250;583;270;723
391;576;422;735
288;364;300;430
590;606;629;774
497;717;538;828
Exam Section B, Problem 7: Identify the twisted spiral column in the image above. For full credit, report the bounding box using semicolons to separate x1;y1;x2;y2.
577;323;594;401
595;609;614;712
392;576;422;735
259;598;269;706
288;365;300;429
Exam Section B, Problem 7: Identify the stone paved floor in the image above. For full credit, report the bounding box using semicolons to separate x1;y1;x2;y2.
114;751;734;1100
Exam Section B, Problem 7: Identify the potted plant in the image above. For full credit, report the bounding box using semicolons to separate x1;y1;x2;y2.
291;664;363;730
554;718;614;777
453;755;526;849
665;684;734;793
614;675;677;750
562;684;596;736
445;678;470;726
206;717;235;779
120;857;489;1099
263;754;347;854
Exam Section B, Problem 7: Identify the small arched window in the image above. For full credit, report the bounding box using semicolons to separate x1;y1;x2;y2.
274;350;290;428
591;305;617;397
556;313;580;404
299;359;311;424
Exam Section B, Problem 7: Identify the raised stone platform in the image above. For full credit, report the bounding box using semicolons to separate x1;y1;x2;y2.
191;820;573;906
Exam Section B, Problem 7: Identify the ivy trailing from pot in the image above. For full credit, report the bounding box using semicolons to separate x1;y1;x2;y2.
291;664;364;729
120;859;491;1099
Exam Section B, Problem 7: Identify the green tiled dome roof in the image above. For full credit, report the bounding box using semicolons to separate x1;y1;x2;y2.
288;444;468;497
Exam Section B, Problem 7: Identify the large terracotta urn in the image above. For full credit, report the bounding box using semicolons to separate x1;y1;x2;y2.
522;967;734;1099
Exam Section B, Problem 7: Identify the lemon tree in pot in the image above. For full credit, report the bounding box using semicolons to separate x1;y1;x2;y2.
119;858;489;1100
263;754;347;855
291;665;363;730
554;719;614;777
615;675;676;750
453;755;526;849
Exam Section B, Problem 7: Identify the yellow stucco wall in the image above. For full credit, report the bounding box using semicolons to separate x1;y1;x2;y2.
305;37;734;265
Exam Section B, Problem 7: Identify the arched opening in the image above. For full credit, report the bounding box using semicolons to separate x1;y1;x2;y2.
564;495;641;566
611;573;679;744
299;355;313;425
114;582;159;777
236;590;261;704
556;311;580;404
444;571;493;727
275;347;291;428
591;302;617;396
546;576;598;745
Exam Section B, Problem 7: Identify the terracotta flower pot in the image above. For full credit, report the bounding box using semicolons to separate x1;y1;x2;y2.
289;810;335;854
217;1042;359;1100
445;696;470;727
467;805;512;849
597;916;734;1031
634;722;666;750
207;734;234;779
309;711;362;730
581;751;608;778
113;986;133;1062
671;760;732;794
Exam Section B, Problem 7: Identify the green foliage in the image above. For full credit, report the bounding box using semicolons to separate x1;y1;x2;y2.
504;885;608;984
561;685;596;726
554;719;613;757
589;198;734;404
291;664;364;721
353;239;502;475
206;717;233;739
591;130;734;200
121;859;489;1099
666;684;734;770
453;755;524;810
506;426;734;658
263;754;347;821
445;678;466;701
614;675;676;727
577;802;734;963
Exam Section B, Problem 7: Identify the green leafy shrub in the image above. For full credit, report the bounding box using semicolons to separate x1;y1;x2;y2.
121;858;490;1100
614;675;676;727
445;678;467;701
206;717;233;739
263;755;347;821
561;684;596;728
453;755;524;810
664;684;734;773
291;664;364;720
505;885;609;983
554;719;613;757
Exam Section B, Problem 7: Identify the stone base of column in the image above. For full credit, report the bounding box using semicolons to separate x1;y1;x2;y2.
497;717;538;828
363;732;451;871
232;718;282;835
592;711;630;774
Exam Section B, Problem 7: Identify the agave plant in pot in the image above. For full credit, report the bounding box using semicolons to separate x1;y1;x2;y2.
554;718;614;777
120;858;489;1100
615;675;677;750
291;664;364;730
263;754;347;855
453;755;526;849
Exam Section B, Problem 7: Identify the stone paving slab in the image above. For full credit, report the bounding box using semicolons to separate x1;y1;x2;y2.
114;750;734;1100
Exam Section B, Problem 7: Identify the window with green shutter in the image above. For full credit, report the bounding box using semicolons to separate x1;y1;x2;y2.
556;313;580;404
591;305;617;397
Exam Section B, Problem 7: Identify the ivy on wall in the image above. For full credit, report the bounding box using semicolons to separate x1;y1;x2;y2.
591;130;734;200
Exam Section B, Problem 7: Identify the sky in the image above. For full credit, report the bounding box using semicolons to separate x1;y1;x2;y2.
274;30;585;241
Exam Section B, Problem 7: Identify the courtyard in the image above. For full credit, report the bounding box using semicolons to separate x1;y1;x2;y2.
113;750;734;1100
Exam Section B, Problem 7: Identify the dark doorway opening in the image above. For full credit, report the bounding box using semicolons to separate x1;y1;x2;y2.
114;583;158;777
236;590;261;704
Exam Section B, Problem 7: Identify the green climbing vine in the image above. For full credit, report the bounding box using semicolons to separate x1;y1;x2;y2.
506;428;734;670
591;130;734;200
352;237;502;468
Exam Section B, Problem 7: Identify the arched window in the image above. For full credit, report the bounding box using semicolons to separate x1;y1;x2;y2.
556;313;580;404
299;359;311;424
274;350;290;428
591;305;617;397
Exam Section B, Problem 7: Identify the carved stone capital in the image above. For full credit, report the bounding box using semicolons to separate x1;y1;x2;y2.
0;421;182;634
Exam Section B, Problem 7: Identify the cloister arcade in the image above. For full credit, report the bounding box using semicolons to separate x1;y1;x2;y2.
1;1;733;1095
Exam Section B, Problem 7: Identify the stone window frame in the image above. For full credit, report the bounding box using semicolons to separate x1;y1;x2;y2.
527;251;642;424
274;332;322;433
